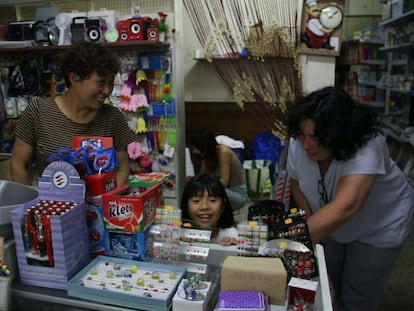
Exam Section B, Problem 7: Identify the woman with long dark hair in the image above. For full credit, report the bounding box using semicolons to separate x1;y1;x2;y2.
189;129;248;211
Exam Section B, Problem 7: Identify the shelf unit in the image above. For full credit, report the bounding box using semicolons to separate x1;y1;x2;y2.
356;38;387;109
0;0;186;207
379;9;414;187
378;9;414;120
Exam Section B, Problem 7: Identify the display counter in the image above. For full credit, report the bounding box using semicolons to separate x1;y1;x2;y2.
10;244;332;311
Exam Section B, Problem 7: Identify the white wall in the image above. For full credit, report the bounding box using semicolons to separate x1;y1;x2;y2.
182;9;232;102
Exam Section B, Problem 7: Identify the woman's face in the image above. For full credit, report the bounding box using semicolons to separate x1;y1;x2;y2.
187;190;223;231
297;118;333;162
73;72;115;110
190;146;206;160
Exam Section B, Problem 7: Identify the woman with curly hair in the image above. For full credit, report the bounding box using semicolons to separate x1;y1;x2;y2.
11;42;135;186
286;86;414;311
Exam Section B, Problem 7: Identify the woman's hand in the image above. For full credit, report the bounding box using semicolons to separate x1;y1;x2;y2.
219;237;237;246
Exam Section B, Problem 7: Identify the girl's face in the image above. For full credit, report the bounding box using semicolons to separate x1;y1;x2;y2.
187;190;223;231
298;118;333;162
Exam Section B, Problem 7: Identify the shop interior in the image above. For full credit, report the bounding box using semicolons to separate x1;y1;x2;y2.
0;0;413;310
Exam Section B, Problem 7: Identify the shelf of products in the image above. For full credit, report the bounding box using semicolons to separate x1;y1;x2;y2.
357;38;387;109
378;8;414;120
0;41;170;53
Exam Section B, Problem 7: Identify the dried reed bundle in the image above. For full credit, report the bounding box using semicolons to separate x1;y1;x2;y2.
183;0;302;139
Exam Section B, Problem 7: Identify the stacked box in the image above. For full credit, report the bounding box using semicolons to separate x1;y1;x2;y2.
103;230;146;261
220;256;287;306
102;183;163;260
84;171;117;258
102;183;163;233
11;161;89;290
72;136;118;257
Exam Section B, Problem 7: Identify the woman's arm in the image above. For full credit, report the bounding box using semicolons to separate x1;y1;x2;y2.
290;178;313;217
11;138;34;185
218;145;232;187
116;150;131;186
307;173;376;243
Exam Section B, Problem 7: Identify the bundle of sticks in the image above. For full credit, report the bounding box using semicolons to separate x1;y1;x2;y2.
184;0;302;139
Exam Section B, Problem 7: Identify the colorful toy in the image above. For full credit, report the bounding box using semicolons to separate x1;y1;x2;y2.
128;141;142;160
140;153;152;173
136;117;149;134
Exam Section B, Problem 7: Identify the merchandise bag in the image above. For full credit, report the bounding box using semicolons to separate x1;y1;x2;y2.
243;159;275;200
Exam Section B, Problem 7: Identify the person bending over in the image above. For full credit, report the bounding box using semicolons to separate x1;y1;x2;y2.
286;86;414;311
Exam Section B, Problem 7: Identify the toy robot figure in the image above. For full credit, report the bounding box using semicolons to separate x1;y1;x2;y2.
302;0;335;49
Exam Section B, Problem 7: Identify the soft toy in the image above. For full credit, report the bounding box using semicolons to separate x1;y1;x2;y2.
135;116;148;134
140;153;152;173
130;94;149;112
127;141;142;160
120;84;132;100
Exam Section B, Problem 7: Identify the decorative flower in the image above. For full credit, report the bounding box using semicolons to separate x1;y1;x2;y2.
157;12;168;32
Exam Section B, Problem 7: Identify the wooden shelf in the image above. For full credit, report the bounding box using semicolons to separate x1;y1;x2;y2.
380;42;414;53
379;9;414;27
0;41;170;53
360;59;386;66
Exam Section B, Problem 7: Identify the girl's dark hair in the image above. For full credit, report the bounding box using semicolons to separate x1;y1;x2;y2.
180;174;235;229
59;42;120;87
189;129;218;172
286;87;380;161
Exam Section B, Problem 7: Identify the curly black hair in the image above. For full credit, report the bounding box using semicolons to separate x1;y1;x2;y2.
286;87;380;161
180;174;235;229
59;42;120;87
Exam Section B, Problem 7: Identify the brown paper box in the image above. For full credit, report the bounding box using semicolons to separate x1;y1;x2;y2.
220;256;287;306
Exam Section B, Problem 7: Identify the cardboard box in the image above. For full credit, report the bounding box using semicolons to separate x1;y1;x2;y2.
85;194;107;258
288;277;318;310
83;171;117;197
11;161;89;290
220;256;287;306
103;230;146;261
102;183;163;233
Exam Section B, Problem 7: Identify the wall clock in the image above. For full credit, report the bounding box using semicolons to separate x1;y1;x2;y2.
319;4;343;29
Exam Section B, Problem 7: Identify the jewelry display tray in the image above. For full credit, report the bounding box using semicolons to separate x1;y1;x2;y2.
67;256;186;311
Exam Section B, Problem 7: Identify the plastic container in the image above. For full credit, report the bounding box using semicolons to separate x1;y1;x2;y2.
0;180;38;239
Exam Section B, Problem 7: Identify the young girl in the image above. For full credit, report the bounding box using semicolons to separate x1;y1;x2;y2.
180;174;238;246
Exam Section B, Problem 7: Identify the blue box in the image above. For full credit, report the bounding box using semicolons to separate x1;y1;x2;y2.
11;161;89;290
68;256;186;311
104;230;146;261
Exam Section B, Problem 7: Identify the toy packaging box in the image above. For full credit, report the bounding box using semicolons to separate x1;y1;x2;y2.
11;161;89;290
220;256;287;306
103;230;147;261
102;183;163;233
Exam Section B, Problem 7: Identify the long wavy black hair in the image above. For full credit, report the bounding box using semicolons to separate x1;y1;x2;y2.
189;129;219;172
286;87;380;161
180;174;235;229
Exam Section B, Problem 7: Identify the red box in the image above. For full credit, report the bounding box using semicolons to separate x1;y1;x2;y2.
102;183;163;233
82;171;117;197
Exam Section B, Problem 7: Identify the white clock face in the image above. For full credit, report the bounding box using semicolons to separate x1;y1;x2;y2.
319;5;343;29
